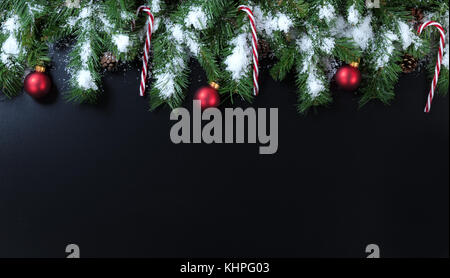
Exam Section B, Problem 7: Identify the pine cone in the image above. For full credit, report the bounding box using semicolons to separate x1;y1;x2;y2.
411;8;424;29
401;54;418;73
100;52;118;72
259;39;272;60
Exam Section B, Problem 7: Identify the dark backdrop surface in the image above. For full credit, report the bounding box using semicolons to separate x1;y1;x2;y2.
0;48;448;258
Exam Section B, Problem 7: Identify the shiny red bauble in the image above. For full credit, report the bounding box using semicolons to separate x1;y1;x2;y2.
194;83;220;109
335;65;361;91
24;71;52;98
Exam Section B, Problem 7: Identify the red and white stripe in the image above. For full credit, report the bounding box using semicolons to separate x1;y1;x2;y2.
135;6;155;97
238;5;259;96
418;21;446;113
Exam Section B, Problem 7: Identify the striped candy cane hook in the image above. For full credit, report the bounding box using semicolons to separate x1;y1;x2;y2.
418;21;446;113
238;5;259;96
134;6;155;97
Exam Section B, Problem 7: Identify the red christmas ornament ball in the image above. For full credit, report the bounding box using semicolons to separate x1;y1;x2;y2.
194;82;220;109
335;64;361;91
24;70;51;98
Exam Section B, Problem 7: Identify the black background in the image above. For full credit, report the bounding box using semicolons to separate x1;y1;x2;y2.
0;47;448;258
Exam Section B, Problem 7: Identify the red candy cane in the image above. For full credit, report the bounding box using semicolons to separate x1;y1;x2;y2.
134;6;155;97
238;5;259;96
418;21;446;113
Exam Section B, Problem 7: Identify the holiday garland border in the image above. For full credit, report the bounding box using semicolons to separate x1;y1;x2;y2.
0;0;448;113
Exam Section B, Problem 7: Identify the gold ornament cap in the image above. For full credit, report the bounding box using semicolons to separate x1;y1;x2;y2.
209;82;220;90
35;65;46;73
350;58;361;68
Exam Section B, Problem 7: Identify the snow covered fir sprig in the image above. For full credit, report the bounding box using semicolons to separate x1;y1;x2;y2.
0;0;51;97
147;0;225;109
47;0;139;103
0;0;448;114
